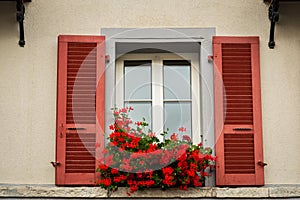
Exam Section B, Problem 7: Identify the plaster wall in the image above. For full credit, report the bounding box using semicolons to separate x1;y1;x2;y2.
0;0;299;185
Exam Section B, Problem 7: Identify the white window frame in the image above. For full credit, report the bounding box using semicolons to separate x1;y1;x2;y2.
115;53;201;143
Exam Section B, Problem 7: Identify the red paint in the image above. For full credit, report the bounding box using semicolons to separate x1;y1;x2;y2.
56;35;105;185
213;36;264;186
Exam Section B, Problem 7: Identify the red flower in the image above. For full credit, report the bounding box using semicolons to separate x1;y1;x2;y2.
129;184;138;193
162;167;174;175
163;174;176;186
178;161;188;170
120;107;128;113
182;135;191;142
135;121;143;126
186;169;196;177
114;176;121;183
96;106;215;194
178;127;186;132
121;164;133;172
179;185;188;190
105;154;114;166
193;176;203;187
102;149;108;154
160;156;170;166
98;164;108;170
101;178;111;187
170;133;178;141
111;168;119;174
109;124;115;130
147;143;157;152
113;110;119;116
148;132;156;138
139;160;145;165
190;162;198;170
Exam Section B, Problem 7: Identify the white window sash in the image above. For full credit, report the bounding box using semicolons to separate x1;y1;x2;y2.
116;53;201;144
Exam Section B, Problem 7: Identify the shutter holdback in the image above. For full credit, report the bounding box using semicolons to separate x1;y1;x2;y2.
258;161;267;167
50;161;60;167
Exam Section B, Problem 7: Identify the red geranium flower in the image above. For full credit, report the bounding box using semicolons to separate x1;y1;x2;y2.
162;167;174;175
170;133;178;141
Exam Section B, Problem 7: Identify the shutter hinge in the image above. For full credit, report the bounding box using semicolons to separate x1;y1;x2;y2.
105;55;110;63
208;55;213;62
50;161;60;167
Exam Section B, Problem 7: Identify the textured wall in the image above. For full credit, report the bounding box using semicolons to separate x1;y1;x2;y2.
0;0;299;184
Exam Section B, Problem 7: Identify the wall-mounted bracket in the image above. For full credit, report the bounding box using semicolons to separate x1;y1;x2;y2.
268;0;280;49
16;0;26;47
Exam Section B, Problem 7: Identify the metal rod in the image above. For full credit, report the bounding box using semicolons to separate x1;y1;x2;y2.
16;0;25;47
268;0;279;49
18;20;25;47
268;21;275;49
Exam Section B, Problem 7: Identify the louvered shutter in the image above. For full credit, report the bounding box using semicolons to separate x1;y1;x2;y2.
56;35;105;185
213;36;265;186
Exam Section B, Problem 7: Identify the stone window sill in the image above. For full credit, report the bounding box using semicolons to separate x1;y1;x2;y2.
1;184;300;198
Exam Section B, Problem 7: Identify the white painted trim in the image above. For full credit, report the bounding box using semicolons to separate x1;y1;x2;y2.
101;28;216;163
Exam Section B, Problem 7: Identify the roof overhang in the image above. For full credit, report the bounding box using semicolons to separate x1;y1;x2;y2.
265;0;300;48
0;0;31;47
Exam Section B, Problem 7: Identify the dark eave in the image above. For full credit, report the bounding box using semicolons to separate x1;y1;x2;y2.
266;0;300;48
0;0;31;46
0;0;31;2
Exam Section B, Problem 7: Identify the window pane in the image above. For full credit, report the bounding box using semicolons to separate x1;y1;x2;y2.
164;65;191;100
125;102;152;130
124;62;151;100
164;102;191;139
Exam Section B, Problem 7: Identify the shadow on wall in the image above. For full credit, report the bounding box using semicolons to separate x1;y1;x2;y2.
0;2;19;37
276;3;300;41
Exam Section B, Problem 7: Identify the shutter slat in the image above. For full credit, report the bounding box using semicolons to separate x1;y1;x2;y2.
222;43;253;125
224;134;255;174
66;42;96;125
65;131;96;173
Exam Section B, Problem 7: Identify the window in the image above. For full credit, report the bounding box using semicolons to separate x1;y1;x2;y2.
116;53;201;143
55;30;264;187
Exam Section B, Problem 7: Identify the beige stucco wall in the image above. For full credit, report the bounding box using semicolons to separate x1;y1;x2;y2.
0;0;299;185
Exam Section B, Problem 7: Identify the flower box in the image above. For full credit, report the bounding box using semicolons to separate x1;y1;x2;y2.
96;107;216;195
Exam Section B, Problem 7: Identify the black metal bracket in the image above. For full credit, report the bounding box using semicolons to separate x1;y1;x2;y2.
268;0;280;49
50;161;61;167
16;0;26;47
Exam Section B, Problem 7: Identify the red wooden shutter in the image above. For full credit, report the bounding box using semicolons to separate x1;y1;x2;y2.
213;36;265;186
56;35;105;185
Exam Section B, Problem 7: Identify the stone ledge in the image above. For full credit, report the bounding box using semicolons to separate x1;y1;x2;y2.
269;186;300;198
0;184;300;198
0;185;106;198
215;187;269;198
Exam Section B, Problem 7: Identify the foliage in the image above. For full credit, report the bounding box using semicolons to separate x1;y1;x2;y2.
96;107;216;195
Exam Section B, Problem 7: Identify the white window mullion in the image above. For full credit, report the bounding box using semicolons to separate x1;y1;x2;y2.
152;56;164;140
115;58;124;109
191;57;201;144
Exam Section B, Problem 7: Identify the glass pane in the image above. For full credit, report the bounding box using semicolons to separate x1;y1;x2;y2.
164;102;191;139
124;63;151;100
164;65;191;100
125;102;152;130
